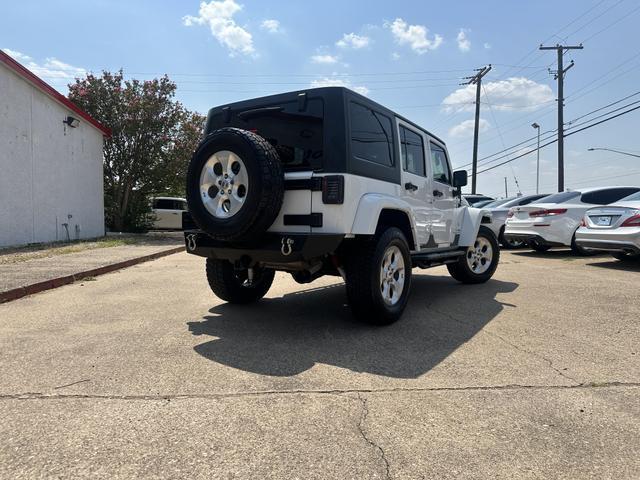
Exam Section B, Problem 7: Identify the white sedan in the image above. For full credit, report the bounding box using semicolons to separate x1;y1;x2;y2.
575;191;640;261
503;186;640;254
484;193;550;248
150;197;187;230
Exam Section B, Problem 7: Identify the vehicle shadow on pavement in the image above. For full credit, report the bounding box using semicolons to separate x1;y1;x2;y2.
187;275;518;378
586;259;640;271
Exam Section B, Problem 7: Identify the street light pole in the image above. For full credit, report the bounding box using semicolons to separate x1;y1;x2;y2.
587;147;640;158
532;123;541;194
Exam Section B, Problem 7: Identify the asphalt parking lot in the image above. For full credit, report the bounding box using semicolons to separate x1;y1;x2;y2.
0;250;638;479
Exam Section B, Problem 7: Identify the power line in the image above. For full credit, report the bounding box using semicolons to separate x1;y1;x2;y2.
476;103;640;174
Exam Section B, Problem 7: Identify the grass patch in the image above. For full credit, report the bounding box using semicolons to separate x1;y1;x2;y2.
0;235;159;265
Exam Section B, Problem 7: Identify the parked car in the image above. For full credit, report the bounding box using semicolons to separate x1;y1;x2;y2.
472;199;495;208
182;87;500;325
503;186;640;254
575;190;640;261
463;194;494;206
485;194;550;248
150;197;187;230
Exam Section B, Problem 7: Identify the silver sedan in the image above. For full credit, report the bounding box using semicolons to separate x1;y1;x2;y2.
575;191;640;261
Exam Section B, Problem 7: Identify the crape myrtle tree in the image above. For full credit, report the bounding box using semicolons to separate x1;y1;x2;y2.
68;71;205;232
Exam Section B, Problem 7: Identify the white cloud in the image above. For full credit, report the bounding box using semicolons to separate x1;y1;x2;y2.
457;29;471;52
484;42;491;49
310;77;369;96
183;0;254;56
387;18;443;54
2;48;86;82
260;19;280;33
442;77;554;112
391;52;401;60
449;119;490;138
336;33;370;49
311;54;339;64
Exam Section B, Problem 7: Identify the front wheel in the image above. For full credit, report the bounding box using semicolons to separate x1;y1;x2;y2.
448;226;500;284
344;228;412;325
205;258;275;304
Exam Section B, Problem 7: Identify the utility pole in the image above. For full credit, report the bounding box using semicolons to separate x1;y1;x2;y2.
462;64;492;194
539;43;583;192
504;177;508;198
532;123;541;194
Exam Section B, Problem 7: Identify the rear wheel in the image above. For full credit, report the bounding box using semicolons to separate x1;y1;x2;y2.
206;258;275;304
344;228;412;325
448;226;500;284
612;252;640;262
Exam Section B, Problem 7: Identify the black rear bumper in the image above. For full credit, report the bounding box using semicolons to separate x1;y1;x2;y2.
183;231;344;263
503;233;564;247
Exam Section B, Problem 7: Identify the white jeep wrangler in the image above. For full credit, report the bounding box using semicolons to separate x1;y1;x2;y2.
183;87;499;325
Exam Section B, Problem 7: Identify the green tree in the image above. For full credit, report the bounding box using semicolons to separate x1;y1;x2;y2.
68;71;205;232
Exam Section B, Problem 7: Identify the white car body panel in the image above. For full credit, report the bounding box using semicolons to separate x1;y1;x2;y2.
575;200;640;253
151;197;187;230
505;202;588;246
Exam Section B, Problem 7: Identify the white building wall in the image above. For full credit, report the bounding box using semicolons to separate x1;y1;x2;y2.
0;62;105;247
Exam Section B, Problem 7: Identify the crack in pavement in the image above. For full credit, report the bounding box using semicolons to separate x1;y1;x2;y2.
0;382;638;401
430;308;580;383
356;393;391;480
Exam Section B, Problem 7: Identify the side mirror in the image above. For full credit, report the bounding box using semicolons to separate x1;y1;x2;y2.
452;170;468;188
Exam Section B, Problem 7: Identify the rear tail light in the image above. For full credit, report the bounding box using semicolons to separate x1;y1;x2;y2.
506;209;515;218
580;217;586;227
621;214;640;227
529;208;567;217
322;175;344;204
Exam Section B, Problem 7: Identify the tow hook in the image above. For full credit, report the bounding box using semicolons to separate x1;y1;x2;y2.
281;237;294;256
186;234;197;251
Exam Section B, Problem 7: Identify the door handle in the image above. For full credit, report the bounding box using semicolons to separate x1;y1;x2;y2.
404;182;418;192
433;190;444;197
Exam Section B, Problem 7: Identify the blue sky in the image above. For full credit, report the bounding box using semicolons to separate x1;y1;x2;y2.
3;0;640;197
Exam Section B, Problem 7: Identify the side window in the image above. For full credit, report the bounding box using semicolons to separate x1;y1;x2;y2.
430;143;451;185
581;188;640;205
400;126;425;176
154;199;173;209
173;200;188;211
350;102;394;167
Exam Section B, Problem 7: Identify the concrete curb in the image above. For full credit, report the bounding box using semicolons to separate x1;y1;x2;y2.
0;246;184;304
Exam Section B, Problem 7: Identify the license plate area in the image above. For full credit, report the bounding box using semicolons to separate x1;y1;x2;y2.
594;216;612;226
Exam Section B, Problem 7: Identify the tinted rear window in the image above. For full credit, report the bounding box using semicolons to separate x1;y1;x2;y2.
620;191;640;201
209;98;324;172
533;191;579;204
581;188;640;205
350;102;394;167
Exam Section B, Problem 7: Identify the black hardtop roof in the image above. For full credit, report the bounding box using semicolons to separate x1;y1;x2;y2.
208;86;446;146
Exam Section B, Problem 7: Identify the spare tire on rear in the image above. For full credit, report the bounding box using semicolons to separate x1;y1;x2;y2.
186;128;284;242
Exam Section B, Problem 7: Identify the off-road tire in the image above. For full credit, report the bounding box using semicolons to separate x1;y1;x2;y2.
186;128;284;242
344;228;412;326
206;258;275;304
447;226;500;284
529;240;551;252
571;232;597;256
612;252;640;262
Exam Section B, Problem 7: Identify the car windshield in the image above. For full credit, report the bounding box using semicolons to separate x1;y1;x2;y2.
483;197;515;208
619;191;640;202
532;191;580;204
